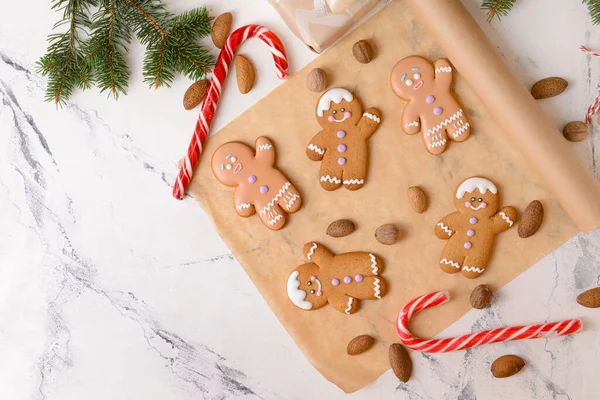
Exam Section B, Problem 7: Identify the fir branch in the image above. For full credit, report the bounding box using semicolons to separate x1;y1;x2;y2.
170;8;214;41
482;0;516;22
584;0;600;24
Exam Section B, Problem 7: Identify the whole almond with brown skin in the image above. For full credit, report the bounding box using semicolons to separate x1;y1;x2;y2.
236;55;255;94
326;219;356;238
577;287;600;308
518;200;543;238
306;68;328;92
183;80;209;110
211;12;232;49
389;343;412;382
407;186;428;214
375;224;401;245
491;355;525;378
352;40;373;64
347;335;375;355
470;284;493;309
531;77;568;100
563;121;589;142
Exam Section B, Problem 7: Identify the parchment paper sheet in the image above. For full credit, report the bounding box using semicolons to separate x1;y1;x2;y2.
188;0;589;392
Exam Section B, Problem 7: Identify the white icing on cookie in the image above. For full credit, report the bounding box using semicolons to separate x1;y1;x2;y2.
462;265;484;274
405;121;420;128
499;211;514;226
437;222;453;236
256;144;273;151
435;66;452;74
307;143;325;155
369;253;379;275
453;123;470;139
268;214;283;226
456;177;497;199
363;112;380;123
287;270;313;310
236;203;251;210
425;109;464;137
440;258;461;269
374;278;382;299
320;175;341;184
342;179;364;185
317;88;354;117
345;297;354;315
306;243;318;260
285;193;300;210
260;182;291;216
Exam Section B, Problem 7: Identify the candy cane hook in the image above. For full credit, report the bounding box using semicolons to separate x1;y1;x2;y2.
173;25;289;199
397;291;582;353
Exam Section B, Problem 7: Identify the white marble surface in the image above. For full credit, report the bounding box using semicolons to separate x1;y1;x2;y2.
1;0;600;399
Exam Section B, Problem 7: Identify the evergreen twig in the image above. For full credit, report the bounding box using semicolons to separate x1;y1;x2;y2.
481;0;517;22
584;0;600;25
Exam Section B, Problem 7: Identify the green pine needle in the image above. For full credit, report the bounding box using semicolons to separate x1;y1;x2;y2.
584;0;600;24
481;0;517;22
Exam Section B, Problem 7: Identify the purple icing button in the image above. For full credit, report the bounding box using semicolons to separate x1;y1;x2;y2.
433;106;443;116
343;276;352;284
467;229;475;237
337;130;346;139
464;242;472;249
338;157;347;165
332;278;340;286
337;144;347;152
259;185;269;194
355;274;364;282
469;217;478;224
426;95;435;104
248;175;257;184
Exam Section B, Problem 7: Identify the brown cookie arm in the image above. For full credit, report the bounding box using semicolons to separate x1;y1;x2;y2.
401;103;421;135
233;187;255;217
491;206;517;234
302;242;334;267
433;59;453;92
306;129;328;161
328;292;360;315
254;136;276;167
434;212;461;239
357;107;381;139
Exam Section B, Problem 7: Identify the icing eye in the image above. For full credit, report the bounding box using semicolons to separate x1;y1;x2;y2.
414;73;421;79
478;198;483;202
405;79;413;86
226;164;232;170
307;281;312;286
230;156;237;162
310;290;315;294
332;110;337;115
340;108;345;112
470;197;476;202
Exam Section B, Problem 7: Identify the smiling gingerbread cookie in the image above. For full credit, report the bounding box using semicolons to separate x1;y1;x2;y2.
287;242;387;315
434;177;517;279
306;88;381;191
211;136;302;231
391;56;471;155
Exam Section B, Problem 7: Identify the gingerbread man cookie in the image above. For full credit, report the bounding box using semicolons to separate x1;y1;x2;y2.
211;137;302;231
434;177;517;279
286;242;387;315
390;56;471;155
306;88;382;191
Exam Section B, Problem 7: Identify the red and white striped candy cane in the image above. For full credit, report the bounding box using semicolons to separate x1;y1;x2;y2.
581;46;600;124
581;45;600;57
172;25;289;199
396;291;582;353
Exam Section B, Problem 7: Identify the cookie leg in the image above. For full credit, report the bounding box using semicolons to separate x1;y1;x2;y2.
334;252;384;276
422;127;448;155
344;276;387;300
341;163;367;191
278;184;302;213
259;203;287;231
439;242;465;274
319;163;343;191
446;112;471;142
461;250;492;279
329;293;360;315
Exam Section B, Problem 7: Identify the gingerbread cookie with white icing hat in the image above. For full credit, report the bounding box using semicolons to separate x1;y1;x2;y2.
211;137;302;231
287;242;387;315
390;56;471;155
306;88;382;191
434;177;517;279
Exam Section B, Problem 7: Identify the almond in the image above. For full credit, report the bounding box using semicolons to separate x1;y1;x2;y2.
469;284;493;309
491;355;525;378
518;200;543;238
389;343;412;382
407;186;428;214
531;77;568;100
235;55;255;94
563;121;589;142
347;335;375;356
375;224;401;245
577;287;600;308
352;40;373;64
306;68;328;92
183;80;209;110
211;12;233;49
326;219;356;238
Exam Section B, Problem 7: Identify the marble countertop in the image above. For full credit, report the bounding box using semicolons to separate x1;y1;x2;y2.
1;0;600;399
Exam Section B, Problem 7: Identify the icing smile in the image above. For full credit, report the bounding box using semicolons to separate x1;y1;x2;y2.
233;162;243;173
413;80;423;90
329;114;350;123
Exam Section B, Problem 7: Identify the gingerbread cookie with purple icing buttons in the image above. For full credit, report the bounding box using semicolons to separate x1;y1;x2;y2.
211;136;302;231
286;242;387;315
434;177;517;279
306;88;381;191
390;56;471;155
